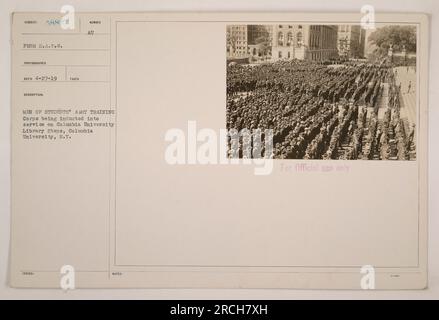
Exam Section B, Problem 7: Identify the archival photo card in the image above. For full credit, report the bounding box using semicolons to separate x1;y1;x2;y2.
9;12;428;289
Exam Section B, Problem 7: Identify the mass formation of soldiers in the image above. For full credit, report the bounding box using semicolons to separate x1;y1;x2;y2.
226;60;416;160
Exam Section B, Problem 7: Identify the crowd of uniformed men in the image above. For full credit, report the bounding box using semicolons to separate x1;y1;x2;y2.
226;60;416;160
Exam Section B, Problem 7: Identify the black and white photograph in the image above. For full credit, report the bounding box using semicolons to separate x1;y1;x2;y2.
226;24;417;160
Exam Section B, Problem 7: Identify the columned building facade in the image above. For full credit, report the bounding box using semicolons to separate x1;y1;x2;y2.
271;25;338;62
271;24;305;60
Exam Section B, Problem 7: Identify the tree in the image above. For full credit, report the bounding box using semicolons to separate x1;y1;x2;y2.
368;25;416;57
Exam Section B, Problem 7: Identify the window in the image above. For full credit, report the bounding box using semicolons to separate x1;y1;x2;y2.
278;32;284;46
297;32;303;47
287;32;293;46
278;51;282;58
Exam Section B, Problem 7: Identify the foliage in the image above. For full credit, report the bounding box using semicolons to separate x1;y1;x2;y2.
368;25;416;57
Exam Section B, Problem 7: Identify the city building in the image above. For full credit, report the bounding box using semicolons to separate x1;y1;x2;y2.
226;25;248;58
271;24;304;60
359;28;366;58
337;25;366;59
247;25;272;60
226;24;339;62
271;25;338;61
306;25;339;61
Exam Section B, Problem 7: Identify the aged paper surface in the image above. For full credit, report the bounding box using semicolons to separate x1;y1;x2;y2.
10;12;428;289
